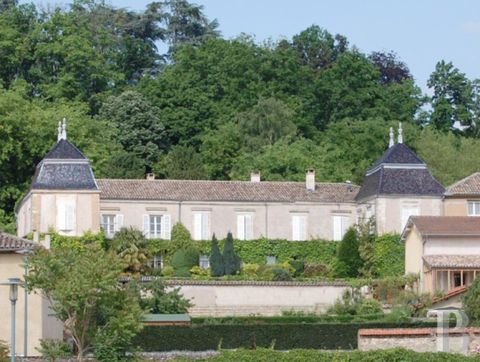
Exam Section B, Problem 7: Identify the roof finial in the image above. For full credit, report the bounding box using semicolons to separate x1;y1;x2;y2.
61;118;67;140
389;127;394;148
398;122;403;144
57;121;62;141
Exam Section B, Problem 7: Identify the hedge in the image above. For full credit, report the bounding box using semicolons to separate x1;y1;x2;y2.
177;348;480;361
135;321;440;351
191;314;387;324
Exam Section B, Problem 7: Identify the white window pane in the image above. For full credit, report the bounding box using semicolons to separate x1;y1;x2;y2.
266;255;277;265
201;213;209;240
292;215;306;241
199;255;210;269
237;215;246;240
194;213;203;240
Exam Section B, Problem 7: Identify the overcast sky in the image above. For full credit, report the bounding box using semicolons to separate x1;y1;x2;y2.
34;0;480;93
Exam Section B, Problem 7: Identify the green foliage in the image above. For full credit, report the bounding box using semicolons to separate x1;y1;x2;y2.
180;348;480;361
373;233;404;278
336;228;362;278
26;244;143;360
36;339;72;362
107;227;151;274
223;232;241;275
357;219;376;278
463;277;480;322
271;268;293;281
135;321;440;351
0;340;8;362
171;247;199;277
168;222;193;254
140;279;193;314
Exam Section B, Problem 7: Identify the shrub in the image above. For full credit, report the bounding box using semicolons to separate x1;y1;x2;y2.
223;232;241;275
336;228;363;278
210;234;224;277
172;247;199;277
140;279;193;314
190;265;209;278
303;263;331;278
35;339;71;362
464;277;480;322
170;223;193;252
272;268;293;281
161;265;174;277
373;233;404;277
0;340;8;362
288;259;305;277
242;263;260;278
357;298;383;315
108;227;151;274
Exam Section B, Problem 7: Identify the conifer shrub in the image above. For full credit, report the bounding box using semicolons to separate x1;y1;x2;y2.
223;232;241;275
171;247;199;277
336;227;363;278
209;234;224;277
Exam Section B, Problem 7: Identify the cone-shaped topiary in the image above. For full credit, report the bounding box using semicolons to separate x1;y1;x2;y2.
209;233;224;277
336;227;363;278
223;232;241;275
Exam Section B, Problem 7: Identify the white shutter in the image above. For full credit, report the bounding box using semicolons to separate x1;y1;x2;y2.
143;214;150;238
237;215;245;240
401;206;419;231
202;213;209;240
333;216;342;241
65;203;75;231
194;213;202;240
115;214;124;232
299;215;306;240
292;215;303;241
162;214;171;240
245;214;253;240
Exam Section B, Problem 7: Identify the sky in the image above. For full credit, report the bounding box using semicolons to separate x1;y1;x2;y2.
36;0;480;93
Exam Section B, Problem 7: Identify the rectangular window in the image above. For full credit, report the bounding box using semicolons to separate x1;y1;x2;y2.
193;212;210;240
266;255;277;265
101;214;123;238
199;255;210;269
56;196;76;234
143;214;171;239
333;215;351;241
292;215;307;241
468;201;480;216
401;205;420;230
150;255;163;270
237;214;253;240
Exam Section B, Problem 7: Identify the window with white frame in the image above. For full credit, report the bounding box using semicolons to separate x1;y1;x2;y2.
150;255;163;270
400;204;420;230
237;214;253;240
266;255;277;265
193;212;210;240
199;254;210;269
143;214;171;239
291;214;307;241
333;215;351;241
468;201;480;216
56;196;76;235
101;214;123;238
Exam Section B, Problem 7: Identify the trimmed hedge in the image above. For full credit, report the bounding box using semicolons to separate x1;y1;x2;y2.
180;348;480;361
135;321;440;351
192;314;387;324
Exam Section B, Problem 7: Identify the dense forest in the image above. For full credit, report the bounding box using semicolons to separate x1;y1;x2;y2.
1;0;480;232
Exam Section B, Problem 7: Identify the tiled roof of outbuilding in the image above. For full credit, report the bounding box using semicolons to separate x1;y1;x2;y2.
445;172;480;196
0;232;39;252
31;140;98;190
406;216;480;236
97;179;360;203
423;255;480;269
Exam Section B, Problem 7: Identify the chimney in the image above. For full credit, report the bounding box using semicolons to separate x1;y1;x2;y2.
306;169;315;191
146;173;155;181
250;171;261;182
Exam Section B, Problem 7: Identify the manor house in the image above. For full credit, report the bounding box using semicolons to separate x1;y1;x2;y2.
15;122;477;243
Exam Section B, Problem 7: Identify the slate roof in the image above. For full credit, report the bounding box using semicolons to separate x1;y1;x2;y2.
406;216;480;237
445;172;480;197
0;232;39;252
31;140;98;190
97;179;360;203
423;255;480;269
356;143;444;201
370;143;425;170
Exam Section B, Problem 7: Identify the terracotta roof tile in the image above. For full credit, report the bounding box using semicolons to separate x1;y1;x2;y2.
97;179;359;203
0;232;39;252
408;216;480;236
446;172;480;196
424;255;480;268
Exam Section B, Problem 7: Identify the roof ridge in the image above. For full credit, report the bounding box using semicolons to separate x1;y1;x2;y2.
447;172;480;191
97;179;359;186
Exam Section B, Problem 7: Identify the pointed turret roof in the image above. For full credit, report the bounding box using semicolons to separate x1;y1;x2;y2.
356;132;444;201
31;126;98;190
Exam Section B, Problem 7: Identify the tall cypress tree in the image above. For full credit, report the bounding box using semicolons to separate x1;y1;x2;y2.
223;232;241;275
337;227;363;278
209;233;224;277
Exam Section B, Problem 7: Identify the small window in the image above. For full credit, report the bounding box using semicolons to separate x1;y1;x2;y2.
193;213;210;240
143;214;171;239
292;215;307;241
468;201;480;216
151;255;163;270
266;255;277;265
101;214;123;238
237;214;253;240
199;255;210;269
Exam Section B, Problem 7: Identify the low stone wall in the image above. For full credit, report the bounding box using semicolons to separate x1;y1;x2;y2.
164;280;349;317
358;327;480;355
